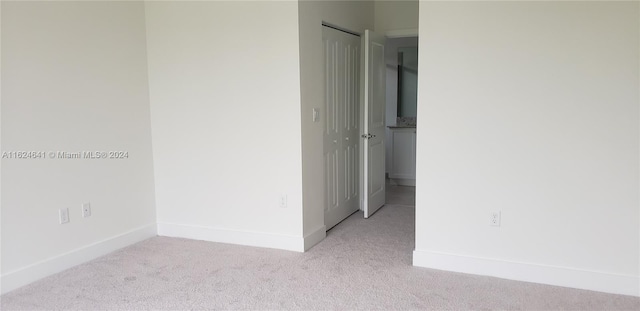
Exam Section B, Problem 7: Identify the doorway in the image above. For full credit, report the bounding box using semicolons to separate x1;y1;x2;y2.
385;36;418;206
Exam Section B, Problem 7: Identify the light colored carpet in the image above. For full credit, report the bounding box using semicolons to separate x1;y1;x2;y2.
385;184;416;206
2;203;639;310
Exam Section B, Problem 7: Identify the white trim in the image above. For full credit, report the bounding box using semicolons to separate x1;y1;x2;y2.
322;22;361;37
303;225;326;251
0;224;157;295
157;222;305;253
413;249;640;297
385;28;419;38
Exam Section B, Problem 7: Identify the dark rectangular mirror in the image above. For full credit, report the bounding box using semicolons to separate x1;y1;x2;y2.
397;46;418;118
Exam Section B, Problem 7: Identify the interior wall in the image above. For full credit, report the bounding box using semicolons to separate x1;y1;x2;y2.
298;0;374;247
145;1;306;250
414;1;640;296
374;0;418;35
1;1;157;293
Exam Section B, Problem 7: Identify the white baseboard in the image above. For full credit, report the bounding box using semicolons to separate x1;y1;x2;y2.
157;222;307;252
303;225;326;251
1;224;157;295
413;249;639;297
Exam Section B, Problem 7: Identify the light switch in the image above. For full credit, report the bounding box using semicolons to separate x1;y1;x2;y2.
313;108;320;122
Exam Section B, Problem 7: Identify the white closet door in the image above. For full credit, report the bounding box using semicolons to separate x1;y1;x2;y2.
323;26;361;230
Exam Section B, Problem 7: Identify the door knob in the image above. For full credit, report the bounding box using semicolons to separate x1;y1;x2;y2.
345;137;349;141
361;133;374;139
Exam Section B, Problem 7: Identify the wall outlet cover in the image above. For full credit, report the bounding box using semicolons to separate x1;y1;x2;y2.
82;202;92;218
279;194;288;208
490;211;501;227
59;208;70;224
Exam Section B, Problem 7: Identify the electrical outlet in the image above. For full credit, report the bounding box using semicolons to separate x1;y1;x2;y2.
59;208;70;224
490;211;501;227
279;194;288;208
82;202;91;218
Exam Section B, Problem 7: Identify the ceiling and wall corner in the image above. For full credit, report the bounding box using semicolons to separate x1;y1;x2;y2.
413;0;639;297
1;1;157;294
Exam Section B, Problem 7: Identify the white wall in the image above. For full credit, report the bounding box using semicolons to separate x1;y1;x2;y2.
1;1;157;293
145;1;306;251
298;0;374;247
374;0;418;36
414;1;640;296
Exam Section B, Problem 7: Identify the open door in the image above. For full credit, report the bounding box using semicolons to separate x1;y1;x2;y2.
361;29;386;218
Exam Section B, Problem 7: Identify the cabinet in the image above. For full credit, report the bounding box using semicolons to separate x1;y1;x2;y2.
389;127;416;186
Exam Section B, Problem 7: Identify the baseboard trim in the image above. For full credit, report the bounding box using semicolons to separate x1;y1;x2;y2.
157;222;306;253
413;249;639;297
1;224;157;295
303;225;326;251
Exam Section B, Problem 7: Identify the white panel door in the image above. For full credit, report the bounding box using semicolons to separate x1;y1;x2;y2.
362;29;386;218
323;26;361;230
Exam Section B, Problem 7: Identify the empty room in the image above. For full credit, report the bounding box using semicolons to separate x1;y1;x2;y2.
1;0;639;309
